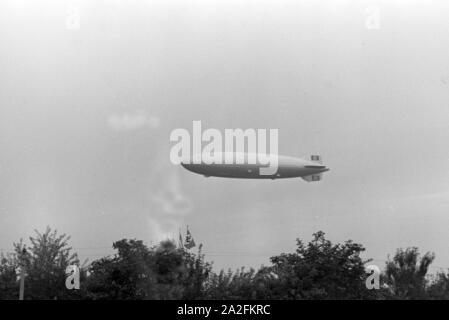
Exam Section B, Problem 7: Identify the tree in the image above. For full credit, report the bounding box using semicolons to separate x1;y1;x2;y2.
85;239;157;299
204;266;279;299
203;231;376;300
383;247;435;299
84;239;209;299
427;271;449;299
205;267;256;299
151;240;188;299
0;251;19;299
268;231;374;299
181;244;212;299
6;226;84;299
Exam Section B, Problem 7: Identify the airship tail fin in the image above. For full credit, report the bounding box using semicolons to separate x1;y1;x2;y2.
310;155;322;164
302;173;323;182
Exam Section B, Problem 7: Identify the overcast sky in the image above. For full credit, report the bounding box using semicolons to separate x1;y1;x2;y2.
1;0;449;271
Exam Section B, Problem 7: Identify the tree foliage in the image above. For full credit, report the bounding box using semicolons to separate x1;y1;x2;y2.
268;231;373;299
0;226;83;299
1;227;449;300
383;247;435;299
84;239;212;299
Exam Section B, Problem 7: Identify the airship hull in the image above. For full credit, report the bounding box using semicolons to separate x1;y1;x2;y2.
181;154;329;180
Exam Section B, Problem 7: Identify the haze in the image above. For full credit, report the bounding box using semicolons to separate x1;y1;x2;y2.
1;0;449;271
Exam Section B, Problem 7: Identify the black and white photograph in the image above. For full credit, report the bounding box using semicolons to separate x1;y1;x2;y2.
1;0;449;311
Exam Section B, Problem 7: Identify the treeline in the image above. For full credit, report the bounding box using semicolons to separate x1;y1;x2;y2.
1;227;449;300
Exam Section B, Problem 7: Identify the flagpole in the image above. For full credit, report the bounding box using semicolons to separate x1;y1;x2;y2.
19;267;25;300
19;248;26;300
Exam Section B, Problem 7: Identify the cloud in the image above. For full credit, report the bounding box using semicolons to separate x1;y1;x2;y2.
144;160;193;242
150;170;193;216
147;217;179;243
107;111;160;131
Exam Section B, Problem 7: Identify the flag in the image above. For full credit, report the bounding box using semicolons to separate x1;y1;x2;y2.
184;228;196;249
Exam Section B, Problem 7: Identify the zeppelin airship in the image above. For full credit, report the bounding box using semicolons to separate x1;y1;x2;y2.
181;153;329;182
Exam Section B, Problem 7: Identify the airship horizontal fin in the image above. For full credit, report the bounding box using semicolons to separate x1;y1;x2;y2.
302;173;322;182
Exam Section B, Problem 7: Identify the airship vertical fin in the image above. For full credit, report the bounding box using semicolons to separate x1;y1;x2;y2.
310;155;322;164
